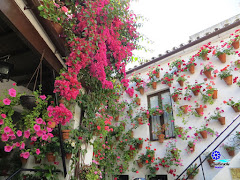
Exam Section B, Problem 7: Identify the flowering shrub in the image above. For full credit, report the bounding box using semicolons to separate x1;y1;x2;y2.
201;83;217;104
47;103;73;125
203;62;214;72
213;43;235;57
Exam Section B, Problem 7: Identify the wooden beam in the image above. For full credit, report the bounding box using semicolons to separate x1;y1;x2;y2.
0;0;63;72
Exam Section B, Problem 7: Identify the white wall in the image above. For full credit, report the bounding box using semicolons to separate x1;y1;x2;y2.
121;25;240;180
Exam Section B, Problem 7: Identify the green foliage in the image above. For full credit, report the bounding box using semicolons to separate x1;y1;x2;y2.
34;164;61;180
187;164;199;177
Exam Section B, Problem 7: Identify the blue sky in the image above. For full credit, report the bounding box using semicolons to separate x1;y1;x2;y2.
129;0;240;67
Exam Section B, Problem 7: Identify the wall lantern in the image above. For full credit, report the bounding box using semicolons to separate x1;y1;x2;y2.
0;55;14;82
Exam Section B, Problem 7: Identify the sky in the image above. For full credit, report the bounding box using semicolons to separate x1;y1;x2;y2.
128;0;240;68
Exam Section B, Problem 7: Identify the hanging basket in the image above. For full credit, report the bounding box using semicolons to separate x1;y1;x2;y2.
20;95;36;110
152;82;157;89
200;130;207;139
137;160;143;168
232;40;239;49
20;157;28;165
136;98;141;105
218;117;225;125
167;83;172;87
188;144;195;152
203;70;212;78
189;65;195;74
66;153;72;160
218;53;226;63
172;95;178;102
137;143;143;149
156;72;160;78
0;60;14;81
232;105;240;112
192;90;200;96
46;119;56;129
223;75;232;85
202;53;208;60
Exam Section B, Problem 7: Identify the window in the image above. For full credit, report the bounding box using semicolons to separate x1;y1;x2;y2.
147;175;168;180
148;90;175;141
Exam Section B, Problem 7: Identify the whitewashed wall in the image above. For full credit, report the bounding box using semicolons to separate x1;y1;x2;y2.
120;26;240;180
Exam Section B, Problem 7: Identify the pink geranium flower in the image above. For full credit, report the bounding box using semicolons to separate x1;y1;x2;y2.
42;134;48;141
21;152;30;159
1;114;6;118
33;124;41;131
8;88;16;97
20;142;25;150
36;118;43;124
0;119;4;125
36;149;40;155
3;98;11;105
39;95;46;100
1;133;9;141
24;130;30;139
4;126;11;133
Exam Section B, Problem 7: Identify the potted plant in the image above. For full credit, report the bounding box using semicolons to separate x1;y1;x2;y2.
187;82;203;96
201;84;218;104
134;94;141;106
234;59;240;68
186;164;199;179
213;45;234;63
177;75;186;87
34;164;61;180
131;74;145;95
224;145;235;157
205;152;215;167
153;124;167;143
169;59;183;70
62;124;71;140
188;141;195;153
148;107;164;116
63;139;76;160
44;137;60;162
185;57;196;74
218;66;233;85
202;63;214;79
226;99;240;112
197;125;215;139
162;73;174;87
147;72;160;89
179;105;189;114
131;137;143;149
171;88;182;102
197;44;212;60
208;107;225;125
174;126;188;140
229;30;240;49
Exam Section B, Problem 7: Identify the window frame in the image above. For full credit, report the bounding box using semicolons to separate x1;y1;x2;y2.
147;89;175;141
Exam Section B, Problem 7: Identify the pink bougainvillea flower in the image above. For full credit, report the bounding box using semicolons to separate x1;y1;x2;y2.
1;114;6;118
0;119;4;125
4;126;11;133
33;124;41;132
36;118;43;124
4;145;13;152
39;95;46;100
8;88;16;97
3;98;11;105
16;130;22;137
36;149;40;155
24;130;30;139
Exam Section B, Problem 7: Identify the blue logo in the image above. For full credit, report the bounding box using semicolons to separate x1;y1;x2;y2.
211;151;221;160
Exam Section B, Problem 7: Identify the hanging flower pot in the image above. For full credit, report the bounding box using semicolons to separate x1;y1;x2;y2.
226;148;235;157
66;153;72;160
0;60;14;81
137;143;143;149
59;98;65;104
51;21;63;35
136;98;141;105
207;158;215;167
189;65;195;74
130;130;134;138
223;75;232;85
116;136;120;141
232;105;240;112
137;117;143;124
62;129;71;140
46;152;56;162
203;70;212;78
34;157;41;164
218;53;226;63
232;40;239;49
188;144;195;152
172;94;178;102
121;122;126;129
137;160;143;168
181;105;188;114
20;157;28;165
192;90;200;96
168;83;172;87
177;64;181;70
152;82;157;89
115;115;119;122
157;134;165;143
202;54;208;60
146;113;150;119
178;80;184;87
46;118;56;129
20;95;36;110
212;90;218;99
139;87;144;95
200;130;207;139
156;72;160;78
218;117;225;125
195;107;204;116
